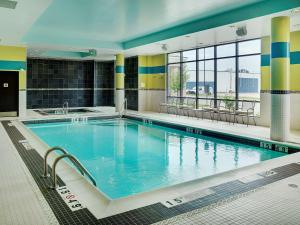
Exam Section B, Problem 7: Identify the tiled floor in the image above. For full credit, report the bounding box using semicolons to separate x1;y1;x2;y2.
0;123;58;225
129;111;300;145
1;108;300;225
156;173;300;225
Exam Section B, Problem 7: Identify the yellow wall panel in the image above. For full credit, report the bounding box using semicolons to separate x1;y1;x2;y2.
271;16;290;43
290;31;300;52
271;58;290;90
290;64;300;91
261;36;270;55
0;45;26;61
116;54;124;66
116;73;124;89
19;70;26;90
261;66;270;91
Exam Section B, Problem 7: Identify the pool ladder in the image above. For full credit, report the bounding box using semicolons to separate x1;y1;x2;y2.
119;98;127;118
42;146;96;189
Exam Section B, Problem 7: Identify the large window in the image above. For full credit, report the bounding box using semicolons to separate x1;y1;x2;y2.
167;39;261;111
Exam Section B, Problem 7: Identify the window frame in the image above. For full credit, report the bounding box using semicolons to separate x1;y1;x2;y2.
167;38;261;109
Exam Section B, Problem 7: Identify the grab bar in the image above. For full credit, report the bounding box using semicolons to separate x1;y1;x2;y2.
63;101;69;114
119;98;127;118
42;146;68;178
50;154;97;189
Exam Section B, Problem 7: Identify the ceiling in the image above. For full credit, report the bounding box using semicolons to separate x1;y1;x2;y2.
0;0;299;60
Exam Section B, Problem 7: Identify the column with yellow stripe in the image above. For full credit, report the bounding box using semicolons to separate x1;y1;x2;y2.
115;54;125;113
270;16;290;141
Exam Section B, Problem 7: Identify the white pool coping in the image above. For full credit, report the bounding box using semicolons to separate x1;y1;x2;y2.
14;114;300;219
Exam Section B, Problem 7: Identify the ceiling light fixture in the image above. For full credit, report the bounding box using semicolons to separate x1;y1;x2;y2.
0;0;17;9
161;44;168;51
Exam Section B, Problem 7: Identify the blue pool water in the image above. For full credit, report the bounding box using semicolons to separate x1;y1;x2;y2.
27;119;285;199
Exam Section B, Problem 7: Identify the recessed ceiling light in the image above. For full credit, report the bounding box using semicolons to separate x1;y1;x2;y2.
0;0;18;9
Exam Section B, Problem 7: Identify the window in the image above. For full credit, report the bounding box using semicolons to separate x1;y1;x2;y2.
217;58;236;99
168;52;180;63
182;62;196;97
167;39;261;112
217;43;236;58
182;50;196;62
168;64;181;97
238;39;261;55
205;47;214;59
238;55;261;101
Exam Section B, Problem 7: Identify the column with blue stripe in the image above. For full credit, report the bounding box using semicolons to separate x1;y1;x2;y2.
270;16;290;141
115;54;125;113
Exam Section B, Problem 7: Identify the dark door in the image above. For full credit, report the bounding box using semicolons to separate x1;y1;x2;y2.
0;71;19;116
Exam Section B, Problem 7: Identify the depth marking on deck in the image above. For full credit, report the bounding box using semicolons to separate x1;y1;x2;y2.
57;186;86;211
161;188;215;208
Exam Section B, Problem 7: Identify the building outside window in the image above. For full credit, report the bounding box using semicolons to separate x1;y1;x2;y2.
167;39;261;114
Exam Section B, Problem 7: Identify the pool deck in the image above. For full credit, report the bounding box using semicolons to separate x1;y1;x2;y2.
0;107;300;225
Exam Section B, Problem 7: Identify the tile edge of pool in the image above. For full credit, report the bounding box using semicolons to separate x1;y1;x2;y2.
12;116;300;219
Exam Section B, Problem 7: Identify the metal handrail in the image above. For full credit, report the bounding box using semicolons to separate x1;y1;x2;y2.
119;98;127;118
50;154;97;189
42;146;68;178
63;101;69;114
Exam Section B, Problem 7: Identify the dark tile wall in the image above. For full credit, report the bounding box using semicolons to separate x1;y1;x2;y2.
27;57;137;110
94;61;114;106
125;56;138;110
27;59;94;109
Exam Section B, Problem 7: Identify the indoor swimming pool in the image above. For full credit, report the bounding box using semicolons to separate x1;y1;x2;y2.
26;118;286;199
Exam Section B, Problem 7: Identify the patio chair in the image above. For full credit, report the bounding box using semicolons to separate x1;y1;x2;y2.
203;99;221;120
216;99;236;123
159;97;175;113
183;98;197;117
235;101;256;126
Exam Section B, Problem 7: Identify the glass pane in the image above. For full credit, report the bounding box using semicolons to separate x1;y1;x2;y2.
198;61;205;98
217;43;236;58
205;60;215;98
198;48;204;60
168;52;180;63
205;47;214;59
238;39;261;55
217;58;236;99
183;49;196;62
197;60;214;108
182;62;196;98
238;55;260;102
168;64;181;97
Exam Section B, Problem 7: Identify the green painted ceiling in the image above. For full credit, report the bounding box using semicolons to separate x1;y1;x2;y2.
23;0;300;51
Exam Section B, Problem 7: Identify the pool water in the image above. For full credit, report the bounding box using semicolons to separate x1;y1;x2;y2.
27;119;285;199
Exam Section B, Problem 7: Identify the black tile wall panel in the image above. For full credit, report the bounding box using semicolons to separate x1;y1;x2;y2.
95;61;114;88
95;90;114;106
27;58;95;109
94;61;115;107
27;59;94;89
27;90;93;108
125;57;138;110
125;56;138;89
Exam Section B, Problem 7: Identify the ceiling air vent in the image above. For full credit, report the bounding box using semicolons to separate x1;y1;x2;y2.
236;26;247;37
0;0;17;9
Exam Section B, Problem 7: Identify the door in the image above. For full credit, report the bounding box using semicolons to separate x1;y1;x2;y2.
0;71;19;117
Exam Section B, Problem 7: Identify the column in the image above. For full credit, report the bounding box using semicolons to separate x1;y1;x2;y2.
270;16;290;141
115;54;125;113
260;36;271;126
